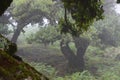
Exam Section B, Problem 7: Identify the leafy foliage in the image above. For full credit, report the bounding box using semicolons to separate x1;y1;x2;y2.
54;71;96;80
60;0;104;35
93;14;120;47
27;25;61;46
29;62;57;79
0;24;11;35
117;0;120;3
12;0;55;24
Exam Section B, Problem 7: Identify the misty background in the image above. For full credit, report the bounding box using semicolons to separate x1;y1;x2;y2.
1;0;120;80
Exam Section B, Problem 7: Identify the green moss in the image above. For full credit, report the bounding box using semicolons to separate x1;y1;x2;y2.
0;66;16;80
0;50;49;80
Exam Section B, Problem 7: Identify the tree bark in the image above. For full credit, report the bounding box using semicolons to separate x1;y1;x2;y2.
11;25;24;43
60;37;90;72
73;37;90;71
60;40;76;64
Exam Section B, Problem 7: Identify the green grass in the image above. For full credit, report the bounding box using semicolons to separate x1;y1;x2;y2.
17;42;120;80
29;62;57;80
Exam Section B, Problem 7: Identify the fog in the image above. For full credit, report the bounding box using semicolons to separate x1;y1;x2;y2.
1;0;120;79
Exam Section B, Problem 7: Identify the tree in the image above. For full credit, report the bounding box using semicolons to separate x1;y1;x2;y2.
29;24;96;72
0;24;11;35
60;0;103;35
0;1;13;35
26;25;61;47
56;0;103;72
59;25;97;72
2;0;58;43
94;13;120;47
58;0;120;71
60;36;90;72
0;1;49;79
1;0;109;45
4;0;105;43
25;0;104;72
3;0;120;73
0;0;119;36
117;0;120;3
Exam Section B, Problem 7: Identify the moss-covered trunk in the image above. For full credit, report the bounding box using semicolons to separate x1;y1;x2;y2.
0;50;49;80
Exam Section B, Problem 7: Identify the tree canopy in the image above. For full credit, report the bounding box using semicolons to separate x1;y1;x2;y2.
2;0;120;43
60;0;104;36
1;0;105;40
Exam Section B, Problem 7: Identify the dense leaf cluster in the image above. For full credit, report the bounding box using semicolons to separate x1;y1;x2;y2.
117;0;120;3
61;0;104;36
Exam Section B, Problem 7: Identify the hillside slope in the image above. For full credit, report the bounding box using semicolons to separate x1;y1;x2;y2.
0;50;49;80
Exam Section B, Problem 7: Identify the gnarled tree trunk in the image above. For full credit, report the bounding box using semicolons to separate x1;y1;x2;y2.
11;24;24;43
60;37;90;72
74;37;90;71
11;26;22;43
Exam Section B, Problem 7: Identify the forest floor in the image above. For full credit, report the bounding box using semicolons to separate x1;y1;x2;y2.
16;44;120;77
16;44;68;76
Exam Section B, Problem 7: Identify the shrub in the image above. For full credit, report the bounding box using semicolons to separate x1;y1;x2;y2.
29;62;57;79
54;71;96;80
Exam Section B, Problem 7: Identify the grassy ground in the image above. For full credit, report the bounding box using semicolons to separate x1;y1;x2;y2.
16;43;120;79
16;44;68;76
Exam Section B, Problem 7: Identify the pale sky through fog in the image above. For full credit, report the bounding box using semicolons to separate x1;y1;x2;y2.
115;4;120;14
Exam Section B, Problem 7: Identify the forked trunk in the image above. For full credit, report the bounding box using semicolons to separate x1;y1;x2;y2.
60;37;90;72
